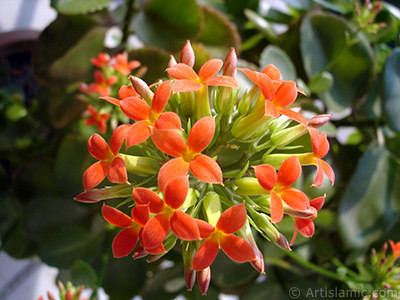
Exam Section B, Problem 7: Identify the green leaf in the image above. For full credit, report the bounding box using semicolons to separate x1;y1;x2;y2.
32;15;106;86
133;0;201;51
51;0;113;14
259;45;296;81
39;225;102;268
307;71;334;94
198;5;242;58
300;12;374;113
338;144;400;249
55;135;87;198
1;222;38;259
71;260;98;287
382;48;400;133
283;0;312;11
313;0;354;14
244;9;278;44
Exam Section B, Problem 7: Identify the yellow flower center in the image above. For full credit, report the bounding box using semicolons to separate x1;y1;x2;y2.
182;149;197;163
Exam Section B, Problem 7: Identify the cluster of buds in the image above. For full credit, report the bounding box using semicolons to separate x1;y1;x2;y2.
38;281;86;300
354;0;387;34
78;51;146;133
75;41;335;294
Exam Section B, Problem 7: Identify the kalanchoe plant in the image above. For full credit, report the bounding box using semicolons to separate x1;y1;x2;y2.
75;41;335;294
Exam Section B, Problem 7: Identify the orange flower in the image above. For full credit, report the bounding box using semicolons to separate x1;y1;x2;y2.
100;85;139;106
102;204;150;257
83;124;130;190
191;204;256;271
166;59;238;93
84;105;110;134
89;70;118;96
254;156;310;223
389;240;400;258
91;52;110;68
111;51;141;76
152;116;223;192
132;176;200;250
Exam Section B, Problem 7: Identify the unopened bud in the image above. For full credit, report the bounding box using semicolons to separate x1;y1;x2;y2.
129;76;154;104
197;267;211;295
382;242;388;254
74;184;132;203
235;177;267;195
168;55;177;68
383;283;391;289
223;48;237;77
184;266;196;291
307;114;332;129
118;154;160;176
270;124;308;147
47;292;56;300
133;245;148;259
65;290;73;300
180;40;195;68
285;206;317;219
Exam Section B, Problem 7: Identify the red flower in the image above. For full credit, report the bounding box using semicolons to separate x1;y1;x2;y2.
118;80;181;147
89;70;118;96
84;105;110;134
102;204;150;257
152;116;223;192
132;176;201;250
166;59;238;93
100;85;139;106
191;204;256;271
389;240;400;258
111;51;141;76
83;125;130;190
91;53;110;68
254;156;310;223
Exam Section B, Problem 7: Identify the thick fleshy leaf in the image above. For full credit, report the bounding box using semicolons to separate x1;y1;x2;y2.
154;112;181;130
167;63;198;81
110;124;130;155
280;187;310;211
195;219;216;239
190;154;223;184
277;156;301;187
187;117;215;153
88;134;112;161
112;228;139;258
102;205;132;228
131;205;150;227
152;128;187;157
142;214;170;249
264;100;280;119
125;121;151;148
83;161;109;190
172;79;202;93
198;59;223;82
273;81;297;108
51;0;113;14
164;176;189;209
254;164;277;191
295;218;315;237
120;97;151;121
270;191;283;223
132;188;164;213
220;234;256;262
158;158;190;192
107;157;128;184
216;204;246;234
205;76;239;88
192;238;219;271
170;211;200;240
152;80;172;114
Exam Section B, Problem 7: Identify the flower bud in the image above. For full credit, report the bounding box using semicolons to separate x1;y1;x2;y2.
47;292;56;300
197;267;211;295
129;76;154;104
133;245;148;259
168;55;177;68
118;154;160;176
214;86;239;116
270;124;308;147
180;40;195;68
223;48;237;77
307;114;332;129
232;107;271;141
74;184;132;203
185;266;196;291
235;177;267;196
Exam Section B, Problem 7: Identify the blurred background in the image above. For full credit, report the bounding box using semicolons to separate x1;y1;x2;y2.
1;0;400;299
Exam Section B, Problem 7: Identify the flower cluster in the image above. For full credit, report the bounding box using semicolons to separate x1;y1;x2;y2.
38;281;86;300
78;51;145;133
75;41;335;294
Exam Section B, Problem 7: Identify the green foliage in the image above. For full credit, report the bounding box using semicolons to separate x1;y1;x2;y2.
51;0;114;14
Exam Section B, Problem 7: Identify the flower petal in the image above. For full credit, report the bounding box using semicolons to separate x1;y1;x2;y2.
309;127;320;157
158;158;190;192
270;191;284;223
317;132;330;158
257;73;275;101
262;64;282;80
152;128;187;157
125;121;151;148
312;159;325;188
83;161;109;190
295;218;315;237
310;195;325;211
107;157;128;184
118;85;138;99
164;175;189;209
172;80;202;93
238;68;259;85
187;116;215;153
265;100;280;119
142;213;170;249
319;158;335;186
190;154;223;185
132;188;164;213
192;238;219;271
170;210;200;240
110;124;130;155
195;219;215;239
112;227;138;258
99;96;120;106
279;108;307;125
131;205;150;227
216;203;247;234
88;134;112;161
120;96;151;121
154;112;181;130
102;204;132;227
254;164;277;191
198;59;223;83
205;76;238;88
273;81;297;108
277;156;301;187
152;80;172;114
220;234;256;262
166;63;198;81
280;187;310;211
